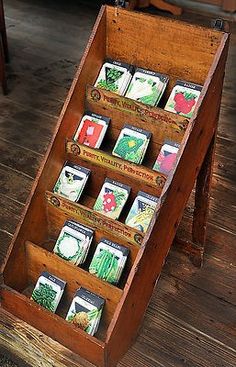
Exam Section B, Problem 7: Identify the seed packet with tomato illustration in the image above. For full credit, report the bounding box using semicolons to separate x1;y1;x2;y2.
125;67;169;106
125;191;159;233
94;59;134;95
153;140;180;175
93;178;131;220
165;80;202;118
74;111;110;149
112;124;151;164
53;162;91;202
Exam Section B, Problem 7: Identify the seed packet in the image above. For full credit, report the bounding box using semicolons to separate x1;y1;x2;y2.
125;191;159;233
31;271;66;313
93;178;131;220
94;58;134;95
89;238;129;284
153;140;180;175
53;162;91;202
164;80;202;118
66;287;105;336
53;220;94;266
74;111;110;149
112;124;151;164
125;67;169;106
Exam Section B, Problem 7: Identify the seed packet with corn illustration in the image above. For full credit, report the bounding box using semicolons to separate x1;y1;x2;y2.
112;124;151;164
94;58;134;95
31;271;66;313
164;80;202;118
66;287;105;336
153;140;180;175
53;220;94;265
93;178;131;220
125;67;169;106
89;238;129;284
125;191;159;233
53;162;91;202
74;111;110;149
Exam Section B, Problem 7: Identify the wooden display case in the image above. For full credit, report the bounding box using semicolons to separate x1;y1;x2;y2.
0;5;229;367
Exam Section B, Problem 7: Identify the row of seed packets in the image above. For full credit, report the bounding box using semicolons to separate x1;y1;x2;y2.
94;58;203;118
31;271;105;336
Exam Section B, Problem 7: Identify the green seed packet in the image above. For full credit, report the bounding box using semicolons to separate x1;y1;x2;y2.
53;220;94;266
89;238;129;285
31;271;66;313
53;161;90;203
66;287;105;336
112;124;151;164
93;178;131;220
125;191;159;233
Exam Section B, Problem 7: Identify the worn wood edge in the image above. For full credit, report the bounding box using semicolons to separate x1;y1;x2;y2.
174;236;204;267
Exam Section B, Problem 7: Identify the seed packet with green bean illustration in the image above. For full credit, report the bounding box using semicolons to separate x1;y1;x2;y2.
66;287;105;336
53;220;94;265
89;238;129;285
164;80;202;118
93;178;131;220
53;161;91;202
125;191;159;233
125;67;169;106
112;124;151;164
94;59;134;95
31;271;66;313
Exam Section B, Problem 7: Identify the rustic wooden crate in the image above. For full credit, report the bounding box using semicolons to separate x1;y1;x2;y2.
0;5;229;367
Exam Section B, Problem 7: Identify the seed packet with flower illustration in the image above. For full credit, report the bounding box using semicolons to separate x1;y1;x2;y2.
164;80;202;118
66;287;105;336
53;220;94;266
153;140;180;175
94;58;134;95
93;178;131;220
31;271;66;313
125;191;159;233
74;111;110;149
112;124;151;164
89;238;129;285
53;162;91;203
125;67;169;106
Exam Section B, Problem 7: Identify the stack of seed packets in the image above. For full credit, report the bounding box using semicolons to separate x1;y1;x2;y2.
125;67;169;106
31;271;66;313
53;162;90;203
125;191;159;233
93;178;131;220
89;238;129;284
53;220;94;266
165;80;202;118
153;140;180;175
66;287;105;336
94;58;134;95
74;111;110;149
112;124;151;164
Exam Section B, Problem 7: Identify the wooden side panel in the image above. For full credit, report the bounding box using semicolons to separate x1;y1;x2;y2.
105;34;230;366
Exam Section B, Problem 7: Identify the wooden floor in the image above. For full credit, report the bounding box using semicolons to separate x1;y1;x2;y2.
0;1;235;366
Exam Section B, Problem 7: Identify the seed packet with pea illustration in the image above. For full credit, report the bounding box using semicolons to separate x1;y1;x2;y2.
66;287;105;336
31;271;66;313
89;238;129;284
53;220;94;266
53;162;91;203
164;80;202;118
125;191;159;233
153;140;180;175
125;67;169;106
112;124;151;164
93;178;131;220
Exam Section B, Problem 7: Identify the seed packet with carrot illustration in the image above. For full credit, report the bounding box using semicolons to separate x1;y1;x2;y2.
165;80;202;118
153;140;180;175
93;178;131;220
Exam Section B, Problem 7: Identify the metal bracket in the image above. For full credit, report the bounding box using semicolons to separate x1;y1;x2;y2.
211;18;225;31
114;0;126;7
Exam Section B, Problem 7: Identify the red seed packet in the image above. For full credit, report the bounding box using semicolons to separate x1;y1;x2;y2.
153;140;180;175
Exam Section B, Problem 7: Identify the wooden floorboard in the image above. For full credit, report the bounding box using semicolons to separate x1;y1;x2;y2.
0;0;235;366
